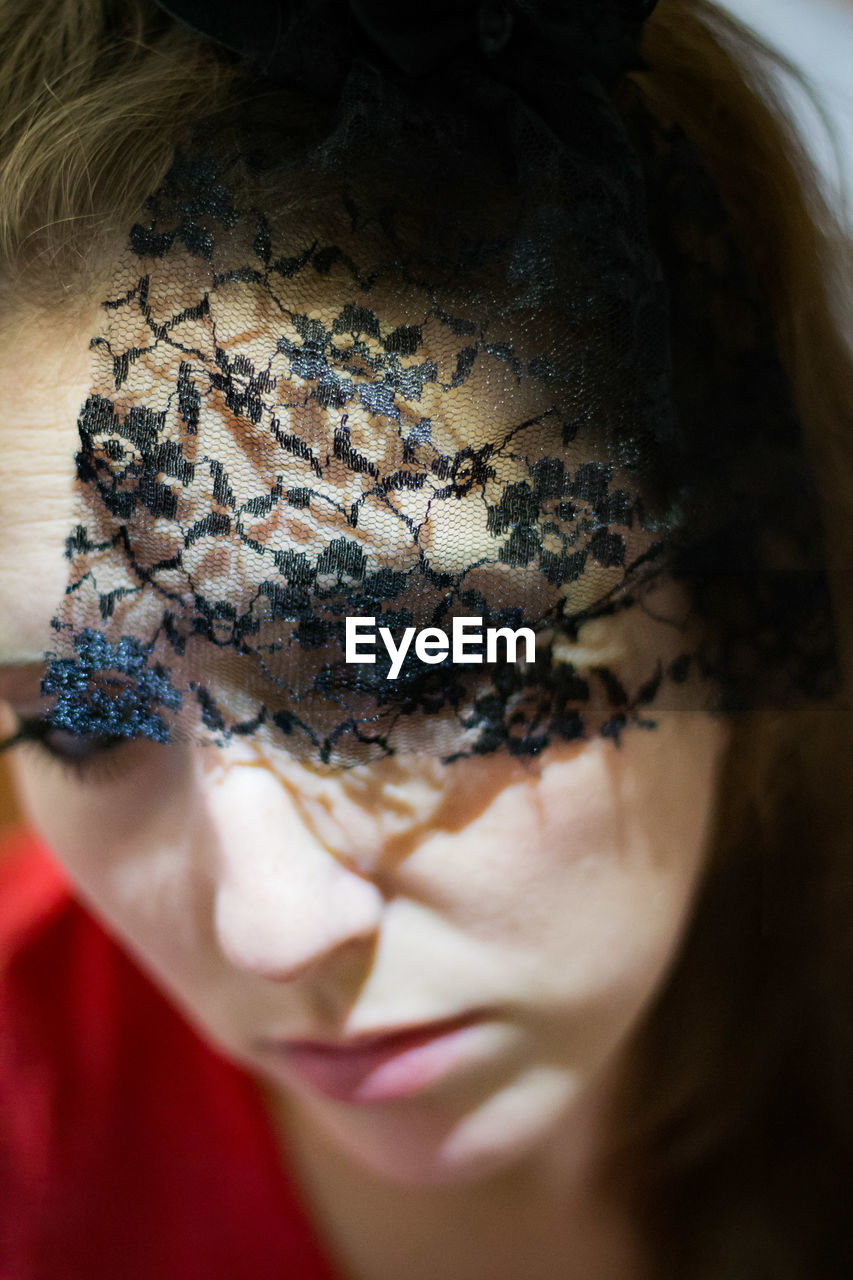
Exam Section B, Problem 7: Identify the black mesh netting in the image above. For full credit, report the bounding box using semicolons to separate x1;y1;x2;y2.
30;1;838;765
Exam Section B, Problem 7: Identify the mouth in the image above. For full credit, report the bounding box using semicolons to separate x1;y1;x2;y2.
257;1013;486;1104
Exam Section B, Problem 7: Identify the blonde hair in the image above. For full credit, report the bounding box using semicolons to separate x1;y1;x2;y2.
0;0;236;306
1;1;851;1273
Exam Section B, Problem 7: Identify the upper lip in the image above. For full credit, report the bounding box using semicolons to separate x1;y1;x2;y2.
264;1011;482;1054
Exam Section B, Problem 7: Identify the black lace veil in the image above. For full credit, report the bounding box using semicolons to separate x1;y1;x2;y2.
24;0;839;765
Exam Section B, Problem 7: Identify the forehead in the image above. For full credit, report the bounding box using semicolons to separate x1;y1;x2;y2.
0;306;97;664
0;277;553;669
0;257;677;767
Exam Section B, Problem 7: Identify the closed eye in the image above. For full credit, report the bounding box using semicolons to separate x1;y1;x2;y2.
0;713;134;784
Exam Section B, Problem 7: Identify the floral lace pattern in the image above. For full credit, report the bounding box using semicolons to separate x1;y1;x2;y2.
39;53;838;764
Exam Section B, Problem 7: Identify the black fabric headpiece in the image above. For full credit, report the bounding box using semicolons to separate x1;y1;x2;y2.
155;0;658;87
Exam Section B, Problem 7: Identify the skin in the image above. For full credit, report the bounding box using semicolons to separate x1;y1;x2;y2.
0;307;729;1279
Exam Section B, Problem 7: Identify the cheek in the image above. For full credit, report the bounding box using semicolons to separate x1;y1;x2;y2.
8;745;210;978
402;716;726;1028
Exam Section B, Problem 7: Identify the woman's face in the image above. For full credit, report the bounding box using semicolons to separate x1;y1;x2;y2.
0;307;728;1187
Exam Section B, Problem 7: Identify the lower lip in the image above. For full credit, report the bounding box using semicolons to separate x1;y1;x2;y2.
268;1020;484;1104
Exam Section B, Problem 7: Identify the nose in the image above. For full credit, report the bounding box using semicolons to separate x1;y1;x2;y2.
201;752;385;984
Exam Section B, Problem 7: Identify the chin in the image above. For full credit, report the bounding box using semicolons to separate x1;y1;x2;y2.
305;1066;580;1188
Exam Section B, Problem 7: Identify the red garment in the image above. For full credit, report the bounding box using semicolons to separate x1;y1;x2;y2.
0;827;340;1280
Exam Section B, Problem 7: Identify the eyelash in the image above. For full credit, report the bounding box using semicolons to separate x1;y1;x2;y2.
0;715;134;784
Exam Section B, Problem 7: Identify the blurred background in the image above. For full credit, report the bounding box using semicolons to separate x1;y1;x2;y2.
722;0;852;219
0;0;850;838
